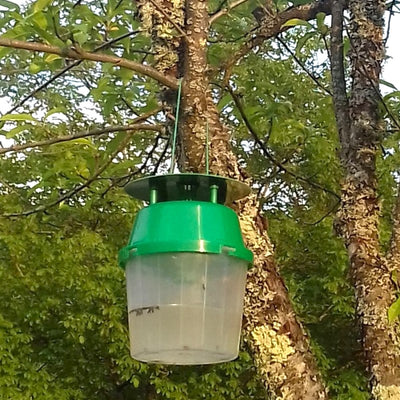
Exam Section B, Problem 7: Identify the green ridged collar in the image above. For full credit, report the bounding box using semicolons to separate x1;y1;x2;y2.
119;201;253;268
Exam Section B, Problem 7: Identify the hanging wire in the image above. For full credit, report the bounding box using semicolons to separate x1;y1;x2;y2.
169;79;183;174
205;120;209;175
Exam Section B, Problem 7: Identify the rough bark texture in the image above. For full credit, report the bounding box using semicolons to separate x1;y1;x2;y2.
174;1;329;398
138;1;329;397
179;0;237;176
330;0;350;160
333;0;400;397
137;0;184;77
239;197;328;400
387;186;400;282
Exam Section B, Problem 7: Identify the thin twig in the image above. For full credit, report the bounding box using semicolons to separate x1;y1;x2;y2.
3;134;133;217
0;123;162;155
384;1;396;45
114;0;124;10
99;133;168;198
209;0;250;24
277;36;332;96
152;134;170;175
223;0;334;83
227;85;341;200
303;199;341;225
330;0;351;159
6;63;77;115
210;0;229;16
321;34;331;63
121;97;139;116
113;132;164;186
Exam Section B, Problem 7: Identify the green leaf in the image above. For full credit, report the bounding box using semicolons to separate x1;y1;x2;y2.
316;12;328;35
0;47;12;59
217;94;232;111
295;31;316;56
131;376;140;388
383;90;400;101
118;67;134;85
388;297;400;323
0;0;19;10
105;132;125;155
103;94;118;116
44;107;67;120
5;124;29;138
73;31;89;46
31;11;48;30
0;113;38;122
44;54;62;63
69;138;95;149
33;0;52;13
25;25;64;47
29;63;42;74
380;79;398;90
281;18;313;28
343;36;351;57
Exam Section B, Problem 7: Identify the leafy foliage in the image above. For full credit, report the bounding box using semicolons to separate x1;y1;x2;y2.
0;0;399;398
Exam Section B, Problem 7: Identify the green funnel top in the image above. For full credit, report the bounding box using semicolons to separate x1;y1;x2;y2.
119;174;253;268
124;173;251;205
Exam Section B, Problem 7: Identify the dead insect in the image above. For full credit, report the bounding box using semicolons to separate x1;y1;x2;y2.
130;305;160;316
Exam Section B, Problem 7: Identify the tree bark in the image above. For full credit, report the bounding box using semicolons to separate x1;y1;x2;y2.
332;0;400;397
168;0;329;398
387;185;400;281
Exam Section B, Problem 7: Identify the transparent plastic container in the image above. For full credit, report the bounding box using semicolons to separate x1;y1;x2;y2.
126;252;248;364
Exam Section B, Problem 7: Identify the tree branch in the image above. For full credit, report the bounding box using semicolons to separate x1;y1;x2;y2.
344;25;400;131
3;133;133;217
386;184;400;268
224;0;333;80
99;133;165;198
276;36;332;96
209;0;250;24
0;121;163;155
0;38;178;89
227;85;340;200
4;31;140;115
330;0;351;160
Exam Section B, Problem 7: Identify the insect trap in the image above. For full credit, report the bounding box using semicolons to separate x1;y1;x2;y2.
118;173;253;365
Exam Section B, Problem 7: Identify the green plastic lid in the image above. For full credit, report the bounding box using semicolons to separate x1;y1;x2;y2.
119;200;253;267
119;174;253;268
124;173;250;205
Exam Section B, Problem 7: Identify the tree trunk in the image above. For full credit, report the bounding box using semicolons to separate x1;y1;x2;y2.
387;186;400;284
137;0;329;398
331;0;400;397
